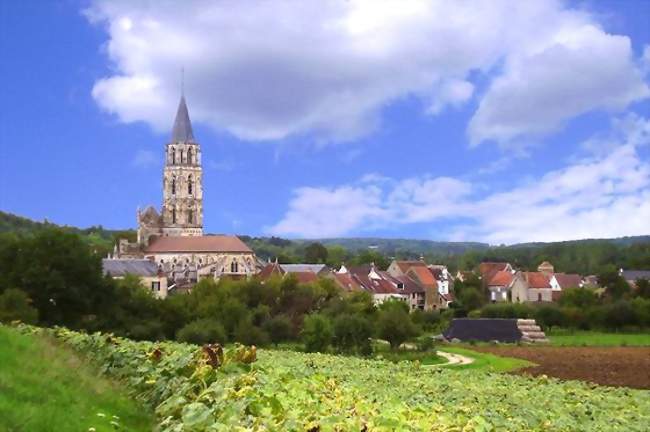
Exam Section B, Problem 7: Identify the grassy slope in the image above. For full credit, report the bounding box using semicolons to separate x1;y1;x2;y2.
0;326;153;432
547;330;650;346
440;346;535;372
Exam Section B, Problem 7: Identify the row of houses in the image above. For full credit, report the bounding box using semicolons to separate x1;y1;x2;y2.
256;259;454;311
479;261;585;303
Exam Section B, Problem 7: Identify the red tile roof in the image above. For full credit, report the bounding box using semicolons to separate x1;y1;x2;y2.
479;262;510;276
395;260;427;273
292;271;319;284
488;270;514;287
553;273;582;289
257;262;284;280
407;266;437;286
333;273;363;292
145;235;253;253
524;272;551;289
394;275;425;294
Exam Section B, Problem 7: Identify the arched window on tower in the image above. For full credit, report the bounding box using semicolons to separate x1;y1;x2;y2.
231;261;238;273
180;150;184;164
187;147;193;165
172;208;176;224
188;175;193;194
188;209;193;224
171;147;176;164
171;177;176;195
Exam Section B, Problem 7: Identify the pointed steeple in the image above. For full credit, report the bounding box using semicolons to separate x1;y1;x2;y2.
171;95;195;143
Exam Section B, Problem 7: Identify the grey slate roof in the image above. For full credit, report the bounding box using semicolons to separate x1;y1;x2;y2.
280;264;328;274
103;259;159;277
621;270;650;282
171;95;195;143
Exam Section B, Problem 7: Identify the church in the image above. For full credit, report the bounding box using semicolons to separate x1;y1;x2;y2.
113;95;258;290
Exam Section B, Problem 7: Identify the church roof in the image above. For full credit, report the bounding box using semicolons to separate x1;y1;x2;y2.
145;235;253;253
171;95;195;143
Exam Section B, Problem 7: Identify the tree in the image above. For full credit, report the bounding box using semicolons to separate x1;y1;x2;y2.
598;268;630;300
352;251;389;270
0;289;38;324
326;245;348;268
263;315;294;345
302;314;333;352
176;319;227;345
333;314;373;355
234;318;270;346
0;228;110;328
376;306;418;350
634;279;650;299
534;305;566;330
304;242;328;263
459;287;485;311
558;288;598;308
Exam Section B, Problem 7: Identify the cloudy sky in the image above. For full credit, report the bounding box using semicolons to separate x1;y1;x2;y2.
1;0;649;244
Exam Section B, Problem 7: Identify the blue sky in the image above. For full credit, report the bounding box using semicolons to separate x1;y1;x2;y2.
1;0;649;244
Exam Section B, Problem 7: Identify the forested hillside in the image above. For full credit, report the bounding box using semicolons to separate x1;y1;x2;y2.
2;210;649;274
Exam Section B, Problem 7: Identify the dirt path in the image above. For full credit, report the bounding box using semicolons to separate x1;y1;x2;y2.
432;350;474;367
472;346;650;389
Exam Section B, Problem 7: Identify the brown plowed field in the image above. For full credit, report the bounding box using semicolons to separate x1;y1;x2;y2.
472;346;650;389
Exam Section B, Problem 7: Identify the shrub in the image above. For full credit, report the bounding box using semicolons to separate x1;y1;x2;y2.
234;318;270;346
376;306;419;350
262;315;294;345
534;305;566;330
415;335;435;352
559;288;598;308
302;314;333;353
0;288;38;324
602;301;638;330
176;319;227;345
332;314;373;355
480;303;533;319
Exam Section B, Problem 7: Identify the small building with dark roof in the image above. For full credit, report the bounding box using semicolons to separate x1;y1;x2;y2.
102;258;168;298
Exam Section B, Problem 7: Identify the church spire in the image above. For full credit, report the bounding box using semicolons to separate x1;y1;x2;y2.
171;95;195;143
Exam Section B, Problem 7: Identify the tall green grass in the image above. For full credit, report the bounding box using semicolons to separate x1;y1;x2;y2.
0;326;153;432
547;330;650;346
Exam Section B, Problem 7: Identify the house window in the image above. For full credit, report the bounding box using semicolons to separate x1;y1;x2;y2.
151;281;160;292
231;261;238;273
538;293;542;302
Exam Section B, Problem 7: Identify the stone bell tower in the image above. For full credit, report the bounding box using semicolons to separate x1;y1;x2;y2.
160;95;203;237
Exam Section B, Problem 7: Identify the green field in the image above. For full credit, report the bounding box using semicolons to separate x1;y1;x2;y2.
0;326;153;432
10;324;649;431
439;346;535;372
547;330;650;346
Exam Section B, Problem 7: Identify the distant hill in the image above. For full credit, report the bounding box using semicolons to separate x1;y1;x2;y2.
293;237;489;257
0;210;135;256
2;210;649;274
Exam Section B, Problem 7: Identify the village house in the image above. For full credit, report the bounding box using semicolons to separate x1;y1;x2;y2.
257;261;332;284
486;270;514;302
336;264;407;305
511;272;553;303
387;260;453;309
102;258;168;299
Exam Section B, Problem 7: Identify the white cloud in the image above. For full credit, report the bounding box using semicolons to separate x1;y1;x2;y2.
86;0;649;145
268;115;650;243
469;25;649;146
